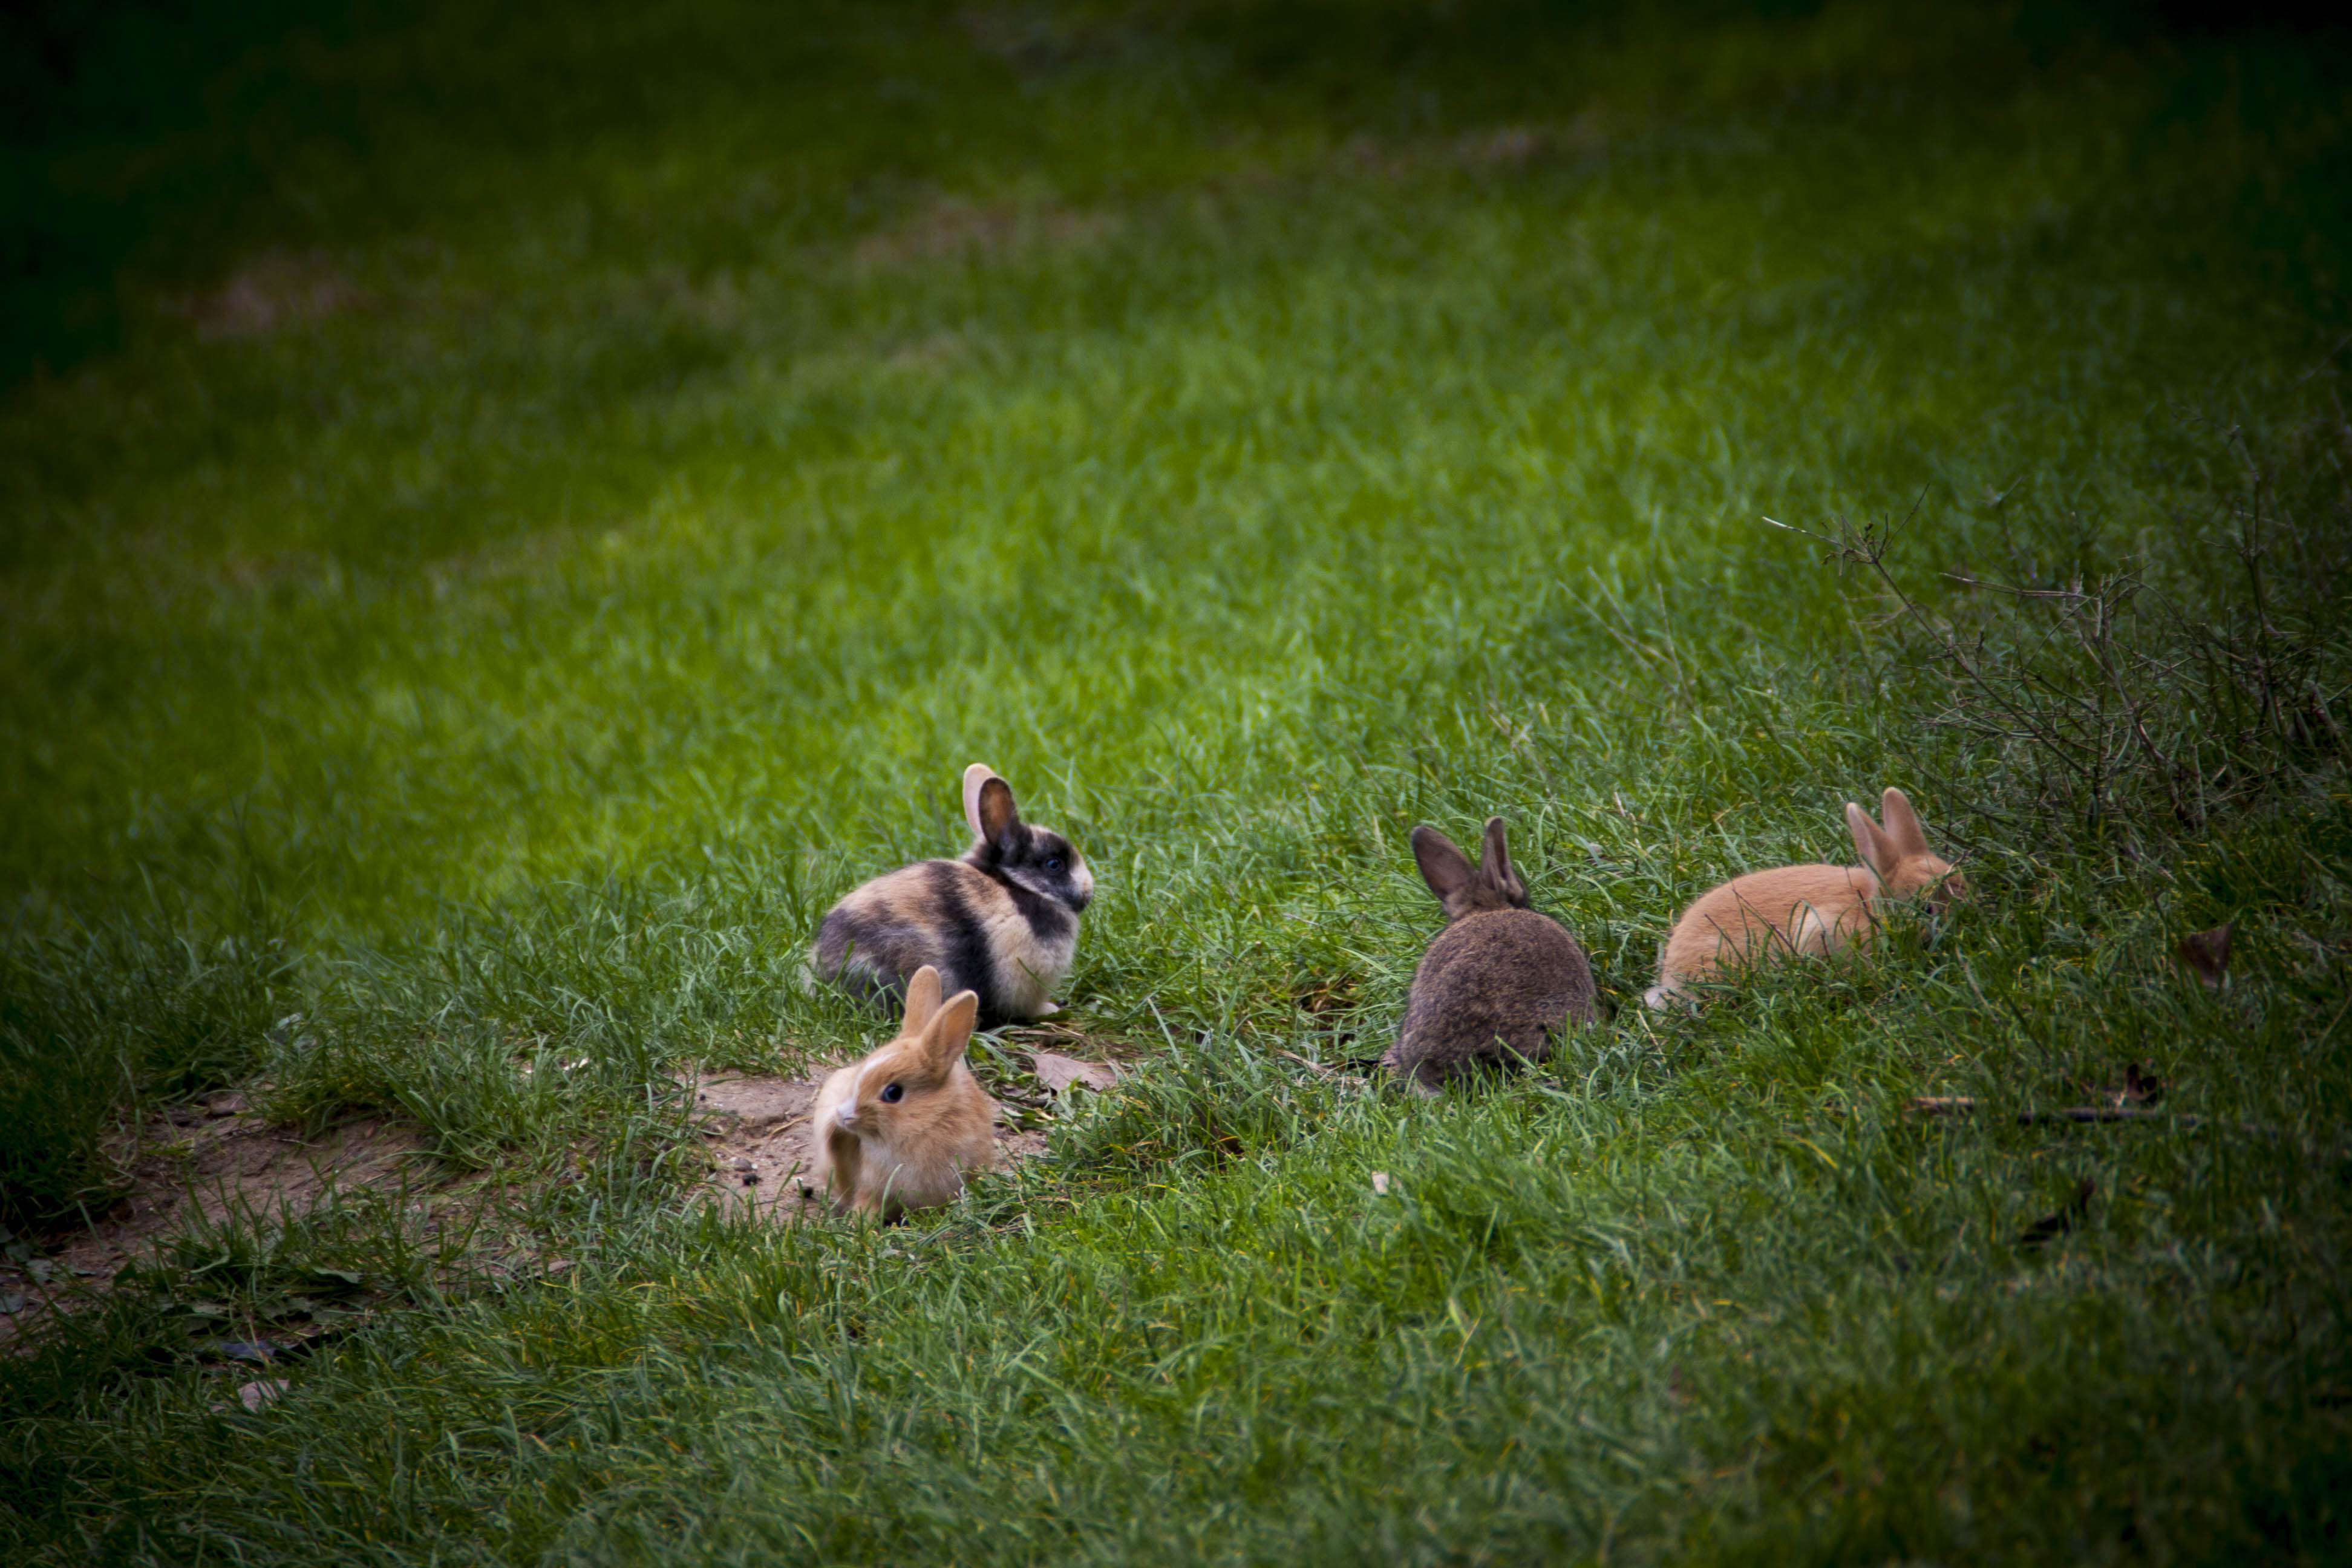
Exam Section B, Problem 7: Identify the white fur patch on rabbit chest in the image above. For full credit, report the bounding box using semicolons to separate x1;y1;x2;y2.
982;905;1074;1016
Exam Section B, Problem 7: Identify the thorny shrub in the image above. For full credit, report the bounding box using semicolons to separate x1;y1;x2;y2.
1785;395;2352;859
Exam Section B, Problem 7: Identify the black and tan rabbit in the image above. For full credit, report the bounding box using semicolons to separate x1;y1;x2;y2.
806;965;999;1218
1383;817;1597;1096
810;763;1093;1025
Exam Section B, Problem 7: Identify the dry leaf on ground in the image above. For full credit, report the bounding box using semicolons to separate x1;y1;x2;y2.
238;1379;290;1412
2177;924;2233;988
1030;1051;1119;1096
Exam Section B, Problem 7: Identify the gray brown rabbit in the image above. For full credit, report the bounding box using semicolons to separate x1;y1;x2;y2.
1383;817;1596;1096
811;764;1093;1025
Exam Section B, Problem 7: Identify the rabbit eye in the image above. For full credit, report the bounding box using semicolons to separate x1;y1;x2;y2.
880;1082;904;1104
1045;857;1065;872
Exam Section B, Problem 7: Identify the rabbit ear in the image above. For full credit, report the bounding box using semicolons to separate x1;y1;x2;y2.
1846;802;1896;884
1479;817;1526;901
1411;826;1477;905
962;764;999;841
920;989;981;1070
975;776;1020;846
1880;787;1929;855
901;964;944;1036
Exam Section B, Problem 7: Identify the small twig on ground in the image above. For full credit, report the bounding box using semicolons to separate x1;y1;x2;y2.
1906;1095;2276;1134
2020;1177;2096;1248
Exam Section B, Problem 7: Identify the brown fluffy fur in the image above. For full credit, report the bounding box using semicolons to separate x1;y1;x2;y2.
1382;817;1597;1096
1644;786;1965;1009
808;965;1000;1218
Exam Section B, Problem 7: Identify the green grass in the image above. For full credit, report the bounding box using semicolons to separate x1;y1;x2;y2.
4;1;2351;1560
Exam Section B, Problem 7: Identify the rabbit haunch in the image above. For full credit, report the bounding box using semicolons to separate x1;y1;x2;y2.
812;763;1093;1025
808;965;999;1217
1384;817;1597;1096
1644;786;1965;1009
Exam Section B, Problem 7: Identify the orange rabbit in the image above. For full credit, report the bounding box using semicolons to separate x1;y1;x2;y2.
1644;787;1964;1009
807;965;1000;1217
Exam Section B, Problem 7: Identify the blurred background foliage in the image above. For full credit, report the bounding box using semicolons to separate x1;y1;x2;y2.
5;0;2327;382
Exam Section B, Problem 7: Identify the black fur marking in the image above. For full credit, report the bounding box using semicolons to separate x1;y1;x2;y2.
967;824;1089;915
926;860;998;1019
815;910;915;999
965;832;1004;874
812;907;864;978
977;862;1074;944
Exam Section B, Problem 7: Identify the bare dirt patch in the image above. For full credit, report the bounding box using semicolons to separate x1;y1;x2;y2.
1329;113;1613;182
174;250;366;339
851;197;1117;273
689;1045;1122;1219
883;332;972;372
689;1072;823;1220
0;1095;436;1347
2;1041;1132;1343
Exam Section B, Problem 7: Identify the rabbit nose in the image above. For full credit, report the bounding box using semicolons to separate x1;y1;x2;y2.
834;1100;858;1128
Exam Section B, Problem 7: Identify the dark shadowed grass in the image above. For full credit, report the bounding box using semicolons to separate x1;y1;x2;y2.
4;1;2352;1561
10;828;2348;1562
0;880;295;1233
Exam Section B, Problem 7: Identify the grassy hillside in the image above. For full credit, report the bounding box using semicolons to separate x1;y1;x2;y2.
3;2;2350;1561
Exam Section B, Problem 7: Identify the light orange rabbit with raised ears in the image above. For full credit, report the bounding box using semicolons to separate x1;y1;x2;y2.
806;964;1000;1217
1644;787;1965;1009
